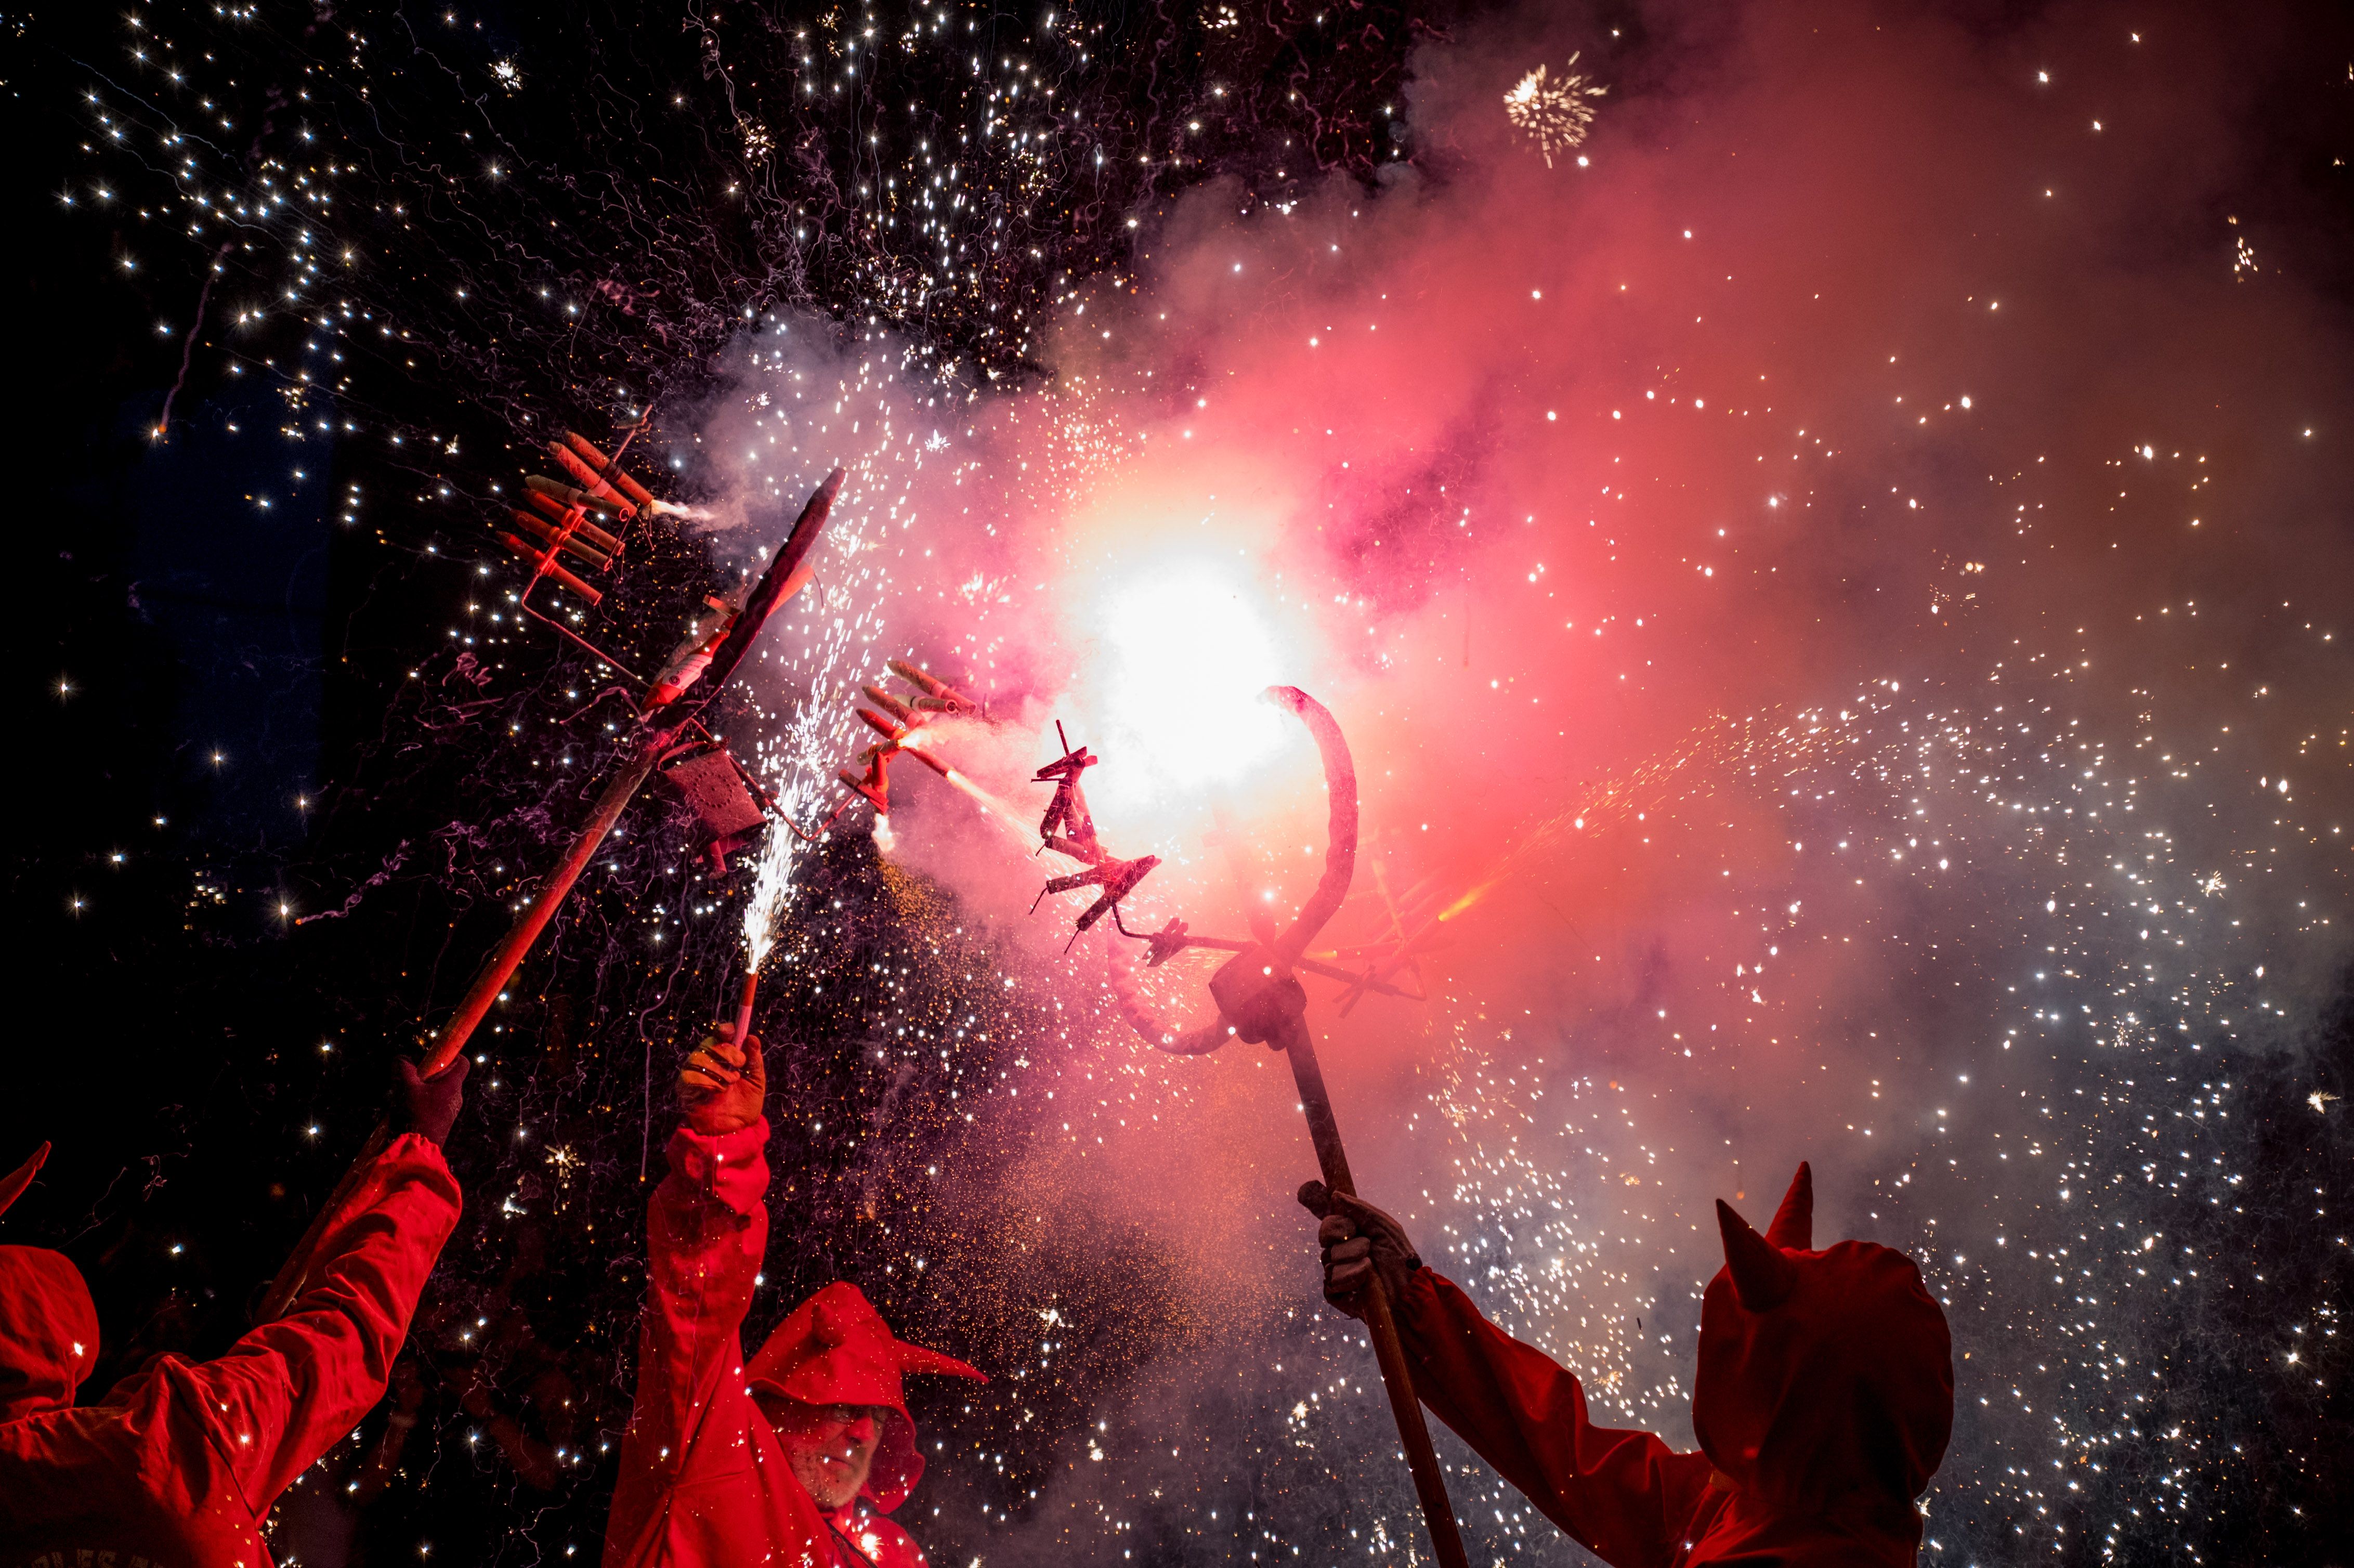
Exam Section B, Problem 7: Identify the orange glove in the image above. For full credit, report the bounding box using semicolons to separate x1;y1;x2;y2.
679;1022;765;1135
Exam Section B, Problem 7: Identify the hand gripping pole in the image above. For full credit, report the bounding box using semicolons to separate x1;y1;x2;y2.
1196;689;1470;1568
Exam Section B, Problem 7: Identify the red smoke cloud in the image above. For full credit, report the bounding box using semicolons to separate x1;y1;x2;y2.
721;4;2350;1553
857;0;2349;1069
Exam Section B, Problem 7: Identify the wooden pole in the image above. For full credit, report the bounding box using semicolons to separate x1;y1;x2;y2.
424;733;670;1078
1279;1019;1471;1568
1187;688;1467;1567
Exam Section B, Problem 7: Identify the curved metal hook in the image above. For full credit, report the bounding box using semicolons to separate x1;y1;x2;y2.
1107;943;1232;1055
1267;686;1359;967
1116;687;1358;1054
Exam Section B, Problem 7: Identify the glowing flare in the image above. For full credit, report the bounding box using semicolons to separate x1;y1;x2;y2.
1089;557;1291;804
938;767;1039;847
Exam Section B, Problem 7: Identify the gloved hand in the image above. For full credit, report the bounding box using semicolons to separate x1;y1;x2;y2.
1311;1187;1422;1320
394;1054;470;1147
679;1022;765;1136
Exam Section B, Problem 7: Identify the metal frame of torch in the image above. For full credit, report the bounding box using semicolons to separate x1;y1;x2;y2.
257;467;844;1321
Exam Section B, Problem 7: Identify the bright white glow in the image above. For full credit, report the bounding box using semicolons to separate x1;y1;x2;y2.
1090;558;1289;802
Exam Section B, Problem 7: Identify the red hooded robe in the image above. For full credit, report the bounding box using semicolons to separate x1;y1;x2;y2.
0;1134;462;1568
603;1121;982;1568
1390;1163;1952;1567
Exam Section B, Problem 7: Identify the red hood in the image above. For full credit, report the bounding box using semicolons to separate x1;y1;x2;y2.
0;1246;99;1424
746;1281;984;1513
1693;1165;1953;1530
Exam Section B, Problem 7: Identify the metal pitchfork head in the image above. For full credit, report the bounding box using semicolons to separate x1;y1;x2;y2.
1182;686;1358;1052
1118;686;1469;1568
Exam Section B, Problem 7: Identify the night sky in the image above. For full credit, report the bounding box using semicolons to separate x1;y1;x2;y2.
6;1;2351;1564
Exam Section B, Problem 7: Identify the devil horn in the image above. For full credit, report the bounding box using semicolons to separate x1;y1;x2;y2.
1765;1161;1813;1251
0;1141;50;1219
897;1343;987;1382
1716;1198;1797;1311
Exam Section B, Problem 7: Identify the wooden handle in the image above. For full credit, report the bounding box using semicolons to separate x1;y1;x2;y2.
1359;1271;1470;1568
421;731;669;1077
1282;1022;1469;1568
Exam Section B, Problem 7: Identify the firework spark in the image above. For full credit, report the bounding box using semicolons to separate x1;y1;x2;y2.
1504;56;1607;167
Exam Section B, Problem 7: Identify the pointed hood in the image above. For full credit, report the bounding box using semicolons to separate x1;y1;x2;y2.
1694;1164;1953;1536
1764;1159;1813;1249
1715;1200;1798;1311
0;1247;98;1422
1;1142;94;1425
747;1282;985;1512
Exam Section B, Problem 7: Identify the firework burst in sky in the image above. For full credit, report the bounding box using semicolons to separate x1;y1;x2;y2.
1503;57;1607;168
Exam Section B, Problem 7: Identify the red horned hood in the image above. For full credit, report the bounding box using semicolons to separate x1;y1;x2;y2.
0;1247;99;1425
1693;1164;1953;1532
0;1143;94;1425
747;1281;984;1513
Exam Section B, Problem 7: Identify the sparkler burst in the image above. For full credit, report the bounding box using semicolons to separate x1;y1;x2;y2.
1503;57;1607;167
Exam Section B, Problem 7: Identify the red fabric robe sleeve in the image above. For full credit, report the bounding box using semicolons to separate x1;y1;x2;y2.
1392;1268;1721;1568
605;1119;835;1568
0;1129;460;1567
637;1121;768;1469
185;1128;463;1512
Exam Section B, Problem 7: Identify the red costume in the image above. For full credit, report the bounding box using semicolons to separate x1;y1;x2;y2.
604;1120;982;1568
0;1133;463;1568
1391;1164;1952;1567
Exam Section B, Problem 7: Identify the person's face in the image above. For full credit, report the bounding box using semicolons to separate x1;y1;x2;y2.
763;1396;889;1509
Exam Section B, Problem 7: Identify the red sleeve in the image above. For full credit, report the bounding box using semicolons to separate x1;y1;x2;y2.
181;1131;462;1512
608;1120;769;1524
1393;1269;1716;1568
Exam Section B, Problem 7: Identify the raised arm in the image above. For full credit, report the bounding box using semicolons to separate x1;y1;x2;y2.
183;1059;466;1511
1319;1193;1715;1568
606;1026;770;1549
